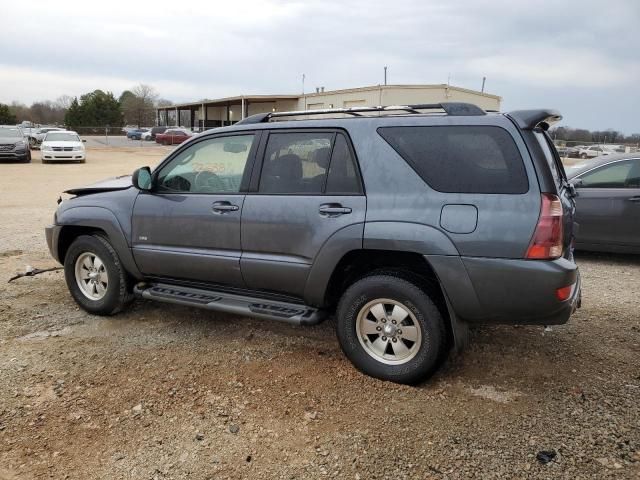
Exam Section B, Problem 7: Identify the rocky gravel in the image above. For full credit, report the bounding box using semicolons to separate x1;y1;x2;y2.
0;149;638;479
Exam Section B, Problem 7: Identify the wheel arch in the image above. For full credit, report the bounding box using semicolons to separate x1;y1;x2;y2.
321;249;469;353
56;206;142;279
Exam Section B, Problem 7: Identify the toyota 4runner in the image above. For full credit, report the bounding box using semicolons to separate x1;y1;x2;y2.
45;103;581;384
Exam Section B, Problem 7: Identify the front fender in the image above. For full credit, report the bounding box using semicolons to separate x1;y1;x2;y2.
56;206;142;279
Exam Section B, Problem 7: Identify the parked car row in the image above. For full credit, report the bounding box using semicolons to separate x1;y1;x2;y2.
556;144;626;159
125;126;193;144
0;126;86;163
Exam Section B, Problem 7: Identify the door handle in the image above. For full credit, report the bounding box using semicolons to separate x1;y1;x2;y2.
319;203;352;216
628;196;640;202
212;201;239;213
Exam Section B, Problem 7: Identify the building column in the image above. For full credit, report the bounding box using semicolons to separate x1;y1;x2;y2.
175;107;178;126
241;97;245;120
203;103;207;130
226;104;230;125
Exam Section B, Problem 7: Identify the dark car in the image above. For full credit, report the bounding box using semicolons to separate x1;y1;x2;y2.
126;128;149;140
567;153;640;253
45;103;580;384
146;126;169;140
0;126;31;163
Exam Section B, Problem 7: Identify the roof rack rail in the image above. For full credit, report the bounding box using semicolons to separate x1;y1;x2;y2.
236;102;486;125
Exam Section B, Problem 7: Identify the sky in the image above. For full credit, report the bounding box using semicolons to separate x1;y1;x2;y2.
1;0;639;132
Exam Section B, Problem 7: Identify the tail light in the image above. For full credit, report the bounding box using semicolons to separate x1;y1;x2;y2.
526;193;563;259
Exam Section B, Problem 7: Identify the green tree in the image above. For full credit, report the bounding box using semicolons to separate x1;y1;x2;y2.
0;103;17;124
64;90;123;128
64;98;82;129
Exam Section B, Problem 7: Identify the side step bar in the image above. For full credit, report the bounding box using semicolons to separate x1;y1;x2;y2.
133;283;327;326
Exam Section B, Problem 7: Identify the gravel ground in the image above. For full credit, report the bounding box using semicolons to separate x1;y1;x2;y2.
0;148;638;479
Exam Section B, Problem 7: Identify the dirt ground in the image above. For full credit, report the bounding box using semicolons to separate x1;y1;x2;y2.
0;147;638;479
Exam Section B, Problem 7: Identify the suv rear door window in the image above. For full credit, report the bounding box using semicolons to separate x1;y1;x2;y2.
325;133;362;194
378;126;528;194
259;132;333;194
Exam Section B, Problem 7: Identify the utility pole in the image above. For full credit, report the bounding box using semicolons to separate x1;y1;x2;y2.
384;66;387;86
481;76;486;93
302;73;306;110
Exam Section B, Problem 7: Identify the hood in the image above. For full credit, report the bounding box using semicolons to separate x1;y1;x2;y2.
42;141;83;148
65;175;133;195
0;136;24;145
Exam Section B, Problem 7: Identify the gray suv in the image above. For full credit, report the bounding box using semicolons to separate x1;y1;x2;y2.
45;103;581;384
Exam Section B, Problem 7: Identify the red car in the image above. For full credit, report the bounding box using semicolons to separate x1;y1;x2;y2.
155;129;192;145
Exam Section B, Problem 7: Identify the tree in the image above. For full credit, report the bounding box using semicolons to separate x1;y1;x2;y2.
8;102;30;123
64;98;82;128
0;103;17;124
120;84;158;127
63;91;122;128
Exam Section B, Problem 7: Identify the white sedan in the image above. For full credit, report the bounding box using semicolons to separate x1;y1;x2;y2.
41;131;86;163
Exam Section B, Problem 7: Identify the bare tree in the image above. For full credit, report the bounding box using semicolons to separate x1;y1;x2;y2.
121;84;158;127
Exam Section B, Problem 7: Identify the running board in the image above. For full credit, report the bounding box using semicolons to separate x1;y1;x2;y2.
133;283;327;326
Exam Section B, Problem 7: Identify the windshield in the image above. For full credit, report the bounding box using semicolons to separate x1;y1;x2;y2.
0;128;22;138
45;132;80;142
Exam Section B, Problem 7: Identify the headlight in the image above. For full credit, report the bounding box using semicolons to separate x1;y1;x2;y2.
72;146;83;151
42;144;52;151
14;141;26;149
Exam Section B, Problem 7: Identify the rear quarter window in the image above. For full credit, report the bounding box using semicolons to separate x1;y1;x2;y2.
378;125;528;194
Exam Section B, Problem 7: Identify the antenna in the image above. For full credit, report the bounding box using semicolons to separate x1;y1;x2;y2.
384;66;387;86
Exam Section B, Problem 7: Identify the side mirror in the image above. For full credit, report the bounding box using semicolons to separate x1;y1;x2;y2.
132;166;153;191
82;139;87;143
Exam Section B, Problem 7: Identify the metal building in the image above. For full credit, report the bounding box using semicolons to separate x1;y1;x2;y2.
156;84;501;130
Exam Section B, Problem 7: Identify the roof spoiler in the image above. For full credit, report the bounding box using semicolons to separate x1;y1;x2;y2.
507;109;562;131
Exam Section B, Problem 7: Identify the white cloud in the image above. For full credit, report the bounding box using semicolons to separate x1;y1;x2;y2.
0;0;639;131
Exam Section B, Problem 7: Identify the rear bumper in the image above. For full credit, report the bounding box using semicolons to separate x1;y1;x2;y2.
45;225;63;263
428;254;581;326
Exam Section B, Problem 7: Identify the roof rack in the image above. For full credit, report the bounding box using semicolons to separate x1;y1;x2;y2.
236;102;486;125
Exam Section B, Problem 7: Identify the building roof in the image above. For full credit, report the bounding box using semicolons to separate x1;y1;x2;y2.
158;84;501;110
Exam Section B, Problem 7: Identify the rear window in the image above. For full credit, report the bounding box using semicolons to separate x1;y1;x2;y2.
378;125;528;194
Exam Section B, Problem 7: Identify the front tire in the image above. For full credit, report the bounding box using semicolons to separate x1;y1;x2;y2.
336;274;446;384
64;235;132;315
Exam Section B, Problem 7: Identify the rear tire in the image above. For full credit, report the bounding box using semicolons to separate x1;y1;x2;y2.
64;235;132;315
336;274;446;384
